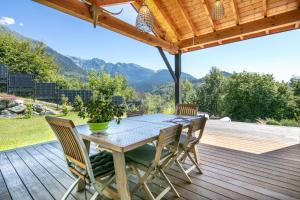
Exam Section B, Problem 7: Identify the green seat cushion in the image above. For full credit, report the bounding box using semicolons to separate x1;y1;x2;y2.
90;151;114;177
179;134;197;147
125;144;171;167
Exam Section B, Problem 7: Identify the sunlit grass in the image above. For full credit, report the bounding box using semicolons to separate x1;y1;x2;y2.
0;112;87;151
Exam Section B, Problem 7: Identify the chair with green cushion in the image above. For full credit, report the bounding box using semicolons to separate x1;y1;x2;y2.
46;116;116;200
125;124;183;200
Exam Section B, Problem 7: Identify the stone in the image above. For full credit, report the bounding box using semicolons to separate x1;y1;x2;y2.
40;108;59;116
15;99;24;105
220;117;231;122
33;104;44;113
0;109;17;118
8;104;27;114
0;101;6;110
7;101;17;108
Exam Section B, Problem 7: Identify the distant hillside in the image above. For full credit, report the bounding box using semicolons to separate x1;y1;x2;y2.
0;26;197;92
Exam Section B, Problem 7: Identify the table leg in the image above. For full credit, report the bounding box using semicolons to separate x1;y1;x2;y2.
112;151;131;200
77;139;91;192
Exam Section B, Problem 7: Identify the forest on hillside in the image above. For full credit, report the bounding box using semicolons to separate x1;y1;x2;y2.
1;27;300;126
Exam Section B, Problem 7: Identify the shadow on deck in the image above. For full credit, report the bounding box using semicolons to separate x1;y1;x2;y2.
1;140;300;200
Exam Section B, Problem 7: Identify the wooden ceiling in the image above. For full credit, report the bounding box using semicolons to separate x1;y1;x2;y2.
34;0;300;54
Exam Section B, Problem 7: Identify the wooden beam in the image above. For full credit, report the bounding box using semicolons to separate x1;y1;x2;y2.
230;0;240;25
262;0;268;17
201;0;216;31
33;0;178;54
150;0;181;40
91;0;132;7
174;0;197;34
179;8;300;51
296;22;300;28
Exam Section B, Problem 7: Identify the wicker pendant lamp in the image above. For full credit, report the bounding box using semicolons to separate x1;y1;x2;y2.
136;3;153;33
211;0;225;20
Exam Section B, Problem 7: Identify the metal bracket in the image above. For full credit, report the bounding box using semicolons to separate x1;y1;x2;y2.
157;47;178;84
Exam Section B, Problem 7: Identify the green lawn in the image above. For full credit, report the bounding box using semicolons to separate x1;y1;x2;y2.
0;112;87;151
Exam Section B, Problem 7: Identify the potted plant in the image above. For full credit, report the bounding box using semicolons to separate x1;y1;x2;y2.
79;84;125;132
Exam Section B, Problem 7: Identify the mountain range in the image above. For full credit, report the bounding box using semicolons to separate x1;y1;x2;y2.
0;26;230;92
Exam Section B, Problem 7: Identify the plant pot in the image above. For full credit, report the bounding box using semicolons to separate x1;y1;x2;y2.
87;121;109;132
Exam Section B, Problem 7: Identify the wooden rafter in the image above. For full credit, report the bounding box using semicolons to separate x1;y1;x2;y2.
90;0;132;7
150;0;181;40
33;0;178;54
262;0;268;17
179;8;300;51
201;0;216;31
230;0;240;25
174;0;197;34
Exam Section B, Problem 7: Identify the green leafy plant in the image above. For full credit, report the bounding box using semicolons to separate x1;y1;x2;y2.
79;72;125;123
61;95;69;116
73;95;83;112
24;104;33;119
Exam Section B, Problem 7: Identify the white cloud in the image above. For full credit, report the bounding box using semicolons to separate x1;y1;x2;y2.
19;22;24;27
0;17;15;26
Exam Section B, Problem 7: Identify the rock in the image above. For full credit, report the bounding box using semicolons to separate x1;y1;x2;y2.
0;101;6;110
0;109;17;118
7;101;17;108
8;104;27;114
15;99;24;105
33;104;44;113
220;117;231;122
40;108;59;116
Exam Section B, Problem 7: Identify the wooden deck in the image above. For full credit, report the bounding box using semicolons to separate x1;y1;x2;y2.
1;140;300;200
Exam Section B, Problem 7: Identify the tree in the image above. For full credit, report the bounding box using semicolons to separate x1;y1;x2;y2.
73;95;84;112
193;67;224;116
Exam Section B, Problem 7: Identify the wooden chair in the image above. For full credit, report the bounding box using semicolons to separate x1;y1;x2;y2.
45;116;116;200
127;109;145;117
125;124;183;200
171;117;207;183
176;104;198;116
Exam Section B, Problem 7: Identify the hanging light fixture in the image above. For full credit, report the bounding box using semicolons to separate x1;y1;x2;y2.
136;3;153;33
211;0;225;20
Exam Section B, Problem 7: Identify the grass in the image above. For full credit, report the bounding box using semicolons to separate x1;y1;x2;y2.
0;112;87;151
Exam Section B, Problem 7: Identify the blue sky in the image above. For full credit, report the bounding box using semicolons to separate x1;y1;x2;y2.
1;0;299;81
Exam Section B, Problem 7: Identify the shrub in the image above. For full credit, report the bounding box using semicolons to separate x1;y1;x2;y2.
73;95;83;112
61;95;69;116
280;119;300;127
24;104;33;119
265;118;281;126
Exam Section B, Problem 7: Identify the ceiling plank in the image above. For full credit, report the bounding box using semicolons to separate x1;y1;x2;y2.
90;0;132;7
179;8;300;51
201;0;216;31
262;0;268;17
149;0;181;40
230;0;240;25
33;0;178;54
174;0;197;35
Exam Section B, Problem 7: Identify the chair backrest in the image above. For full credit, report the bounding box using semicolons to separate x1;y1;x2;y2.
183;117;207;148
154;124;182;164
176;104;198;116
127;109;144;117
45;116;92;177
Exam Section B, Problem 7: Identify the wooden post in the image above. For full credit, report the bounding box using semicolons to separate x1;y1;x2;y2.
175;53;182;105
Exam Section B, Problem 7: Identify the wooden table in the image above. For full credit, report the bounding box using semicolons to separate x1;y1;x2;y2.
76;114;199;200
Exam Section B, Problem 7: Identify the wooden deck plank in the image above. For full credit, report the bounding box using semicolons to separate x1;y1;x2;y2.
0;169;12;200
1;141;300;200
0;152;32;200
5;151;54;200
15;148;76;200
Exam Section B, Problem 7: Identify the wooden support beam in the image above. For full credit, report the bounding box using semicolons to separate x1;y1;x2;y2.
201;0;216;31
179;8;300;51
33;0;178;54
262;0;268;17
175;0;197;34
157;47;178;84
230;0;240;25
91;0;132;7
296;22;300;28
151;0;181;40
